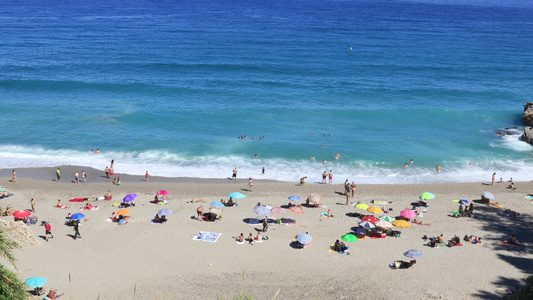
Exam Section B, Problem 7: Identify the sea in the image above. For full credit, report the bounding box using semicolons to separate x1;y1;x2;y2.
1;0;532;184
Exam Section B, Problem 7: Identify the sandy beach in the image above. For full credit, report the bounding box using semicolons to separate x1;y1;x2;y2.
1;166;532;299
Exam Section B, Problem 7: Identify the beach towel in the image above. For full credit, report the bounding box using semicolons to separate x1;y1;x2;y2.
525;196;533;200
329;245;349;254
236;241;245;244
319;212;330;218
412;222;429;226
289;207;305;214
54;205;69;209
488;203;503;208
0;194;13;199
193;231;221;243
151;219;163;224
500;241;518;246
69;198;88;202
80;206;99;211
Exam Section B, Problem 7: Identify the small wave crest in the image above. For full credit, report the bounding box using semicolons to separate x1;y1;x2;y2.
0;145;531;184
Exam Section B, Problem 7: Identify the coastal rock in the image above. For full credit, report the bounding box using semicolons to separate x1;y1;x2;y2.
0;218;39;248
523;102;533;126
522;127;533;145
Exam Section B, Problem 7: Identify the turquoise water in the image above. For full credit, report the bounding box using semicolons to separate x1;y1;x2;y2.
1;0;532;183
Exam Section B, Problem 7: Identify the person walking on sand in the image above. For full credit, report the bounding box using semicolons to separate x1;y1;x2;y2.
248;178;253;191
491;172;496;186
322;171;327;184
82;170;86;183
329;170;333;184
11;169;17;183
73;220;81;239
232;167;237;180
29;198;35;213
436;165;441;175
75;172;79;183
45;222;53;241
145;171;149;182
105;166;110;178
56;168;61;182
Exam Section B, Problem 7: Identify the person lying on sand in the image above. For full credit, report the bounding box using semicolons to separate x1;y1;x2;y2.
187;199;206;203
412;219;430;226
449;235;460;246
83;203;94;210
505;209;520;217
464;235;481;244
48;289;63;299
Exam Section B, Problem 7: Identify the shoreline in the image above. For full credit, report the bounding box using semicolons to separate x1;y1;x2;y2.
1;169;532;299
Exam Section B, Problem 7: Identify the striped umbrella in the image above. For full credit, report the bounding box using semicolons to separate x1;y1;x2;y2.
296;233;312;244
404;249;424;259
379;215;395;223
358;221;376;229
375;220;393;229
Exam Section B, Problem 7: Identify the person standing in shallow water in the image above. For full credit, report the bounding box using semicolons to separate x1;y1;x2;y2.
56;168;61;182
232;167;237;180
329;170;333;184
322;171;327;184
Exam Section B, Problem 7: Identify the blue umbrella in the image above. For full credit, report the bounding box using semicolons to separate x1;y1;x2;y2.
229;192;245;199
158;208;173;216
296;233;312;244
70;213;85;220
253;206;271;216
210;201;224;207
288;196;301;201
460;199;469;204
355;228;367;235
25;277;47;288
404;249;424;259
123;194;137;203
358;221;376;229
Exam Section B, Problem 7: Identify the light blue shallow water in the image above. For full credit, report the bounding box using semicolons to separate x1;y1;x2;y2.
0;0;532;183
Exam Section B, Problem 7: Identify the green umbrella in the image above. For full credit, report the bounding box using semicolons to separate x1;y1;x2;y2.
419;192;435;200
342;234;358;242
379;215;395;223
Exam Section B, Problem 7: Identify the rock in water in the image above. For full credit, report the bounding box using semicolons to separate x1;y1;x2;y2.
522;127;533;145
523;102;533;126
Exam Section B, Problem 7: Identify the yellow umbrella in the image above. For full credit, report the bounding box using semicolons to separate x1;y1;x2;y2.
355;203;369;210
367;206;384;214
392;220;411;228
116;209;131;215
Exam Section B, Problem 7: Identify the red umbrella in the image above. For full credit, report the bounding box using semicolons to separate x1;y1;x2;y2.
400;209;416;219
13;210;31;218
361;216;379;223
156;190;170;195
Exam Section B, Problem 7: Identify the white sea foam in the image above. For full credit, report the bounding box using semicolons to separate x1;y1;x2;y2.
0;145;532;184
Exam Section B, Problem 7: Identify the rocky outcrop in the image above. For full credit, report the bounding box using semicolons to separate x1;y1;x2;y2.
0;218;39;247
522;127;533;145
523;102;533;126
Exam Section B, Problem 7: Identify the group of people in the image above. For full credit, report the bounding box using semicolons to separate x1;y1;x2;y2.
458;202;475;217
233;232;263;244
153;214;167;224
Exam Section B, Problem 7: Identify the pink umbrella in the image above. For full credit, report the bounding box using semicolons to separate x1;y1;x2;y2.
270;207;285;214
156;190;170;195
13;210;31;218
400;209;416;219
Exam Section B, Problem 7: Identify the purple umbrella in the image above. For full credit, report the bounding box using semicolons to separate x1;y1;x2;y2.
123;194;137;203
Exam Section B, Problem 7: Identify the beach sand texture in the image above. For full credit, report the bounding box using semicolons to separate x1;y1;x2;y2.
1;167;532;299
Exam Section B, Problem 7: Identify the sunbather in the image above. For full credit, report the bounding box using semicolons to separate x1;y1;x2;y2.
154;214;161;223
449;235;460;246
412;219;430;226
105;191;112;199
247;233;254;244
505;209;520;217
234;233;244;242
508;234;518;244
188;199;206;203
255;232;262;242
333;239;346;252
47;289;63;299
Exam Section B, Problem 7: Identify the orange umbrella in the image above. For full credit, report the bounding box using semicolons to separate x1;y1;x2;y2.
116;209;131;215
367;206;384;214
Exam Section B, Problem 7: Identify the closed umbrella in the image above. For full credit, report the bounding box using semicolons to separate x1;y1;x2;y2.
297;233;312;244
158;208;173;216
400;209;416;219
308;194;322;204
123;194;137;203
25;277;47;288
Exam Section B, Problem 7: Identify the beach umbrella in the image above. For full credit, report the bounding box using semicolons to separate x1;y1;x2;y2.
460;199;469;204
482;192;495;200
404;249;424;259
419;192;435;200
116;209;131;215
375;220;393;229
122;194;137;203
308;194;322;205
25;277;47;288
70;213;85;221
288;196;301;201
358;221;376;229
270;207;286;214
229;192;245;199
296;233;312;244
253;206;271;216
209;207;223;215
156;190;170;195
355;203;369;210
361;216;379;223
355;228;367;235
342;234;358;242
367;206;384;214
13;210;31;218
158;208;173;216
393;220;411;228
400;209;416;219
0;186;6;191
379;215;395;223
210;201;224;207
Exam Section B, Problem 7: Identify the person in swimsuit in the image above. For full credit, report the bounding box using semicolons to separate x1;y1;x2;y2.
82;170;86;183
145;171;149;182
248;178;253;191
105;166;110;178
232;167;237;180
30;198;36;212
351;182;356;197
197;206;204;220
322;171;327;184
328;170;333;184
56;168;61;182
11;169;17;183
75;172;79;183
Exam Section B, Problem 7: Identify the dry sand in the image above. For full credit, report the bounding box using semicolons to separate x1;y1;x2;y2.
1;167;532;299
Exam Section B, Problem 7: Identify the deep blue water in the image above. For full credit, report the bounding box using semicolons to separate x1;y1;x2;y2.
1;0;532;183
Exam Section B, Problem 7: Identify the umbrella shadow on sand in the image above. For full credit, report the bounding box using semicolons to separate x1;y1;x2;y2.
289;241;305;249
